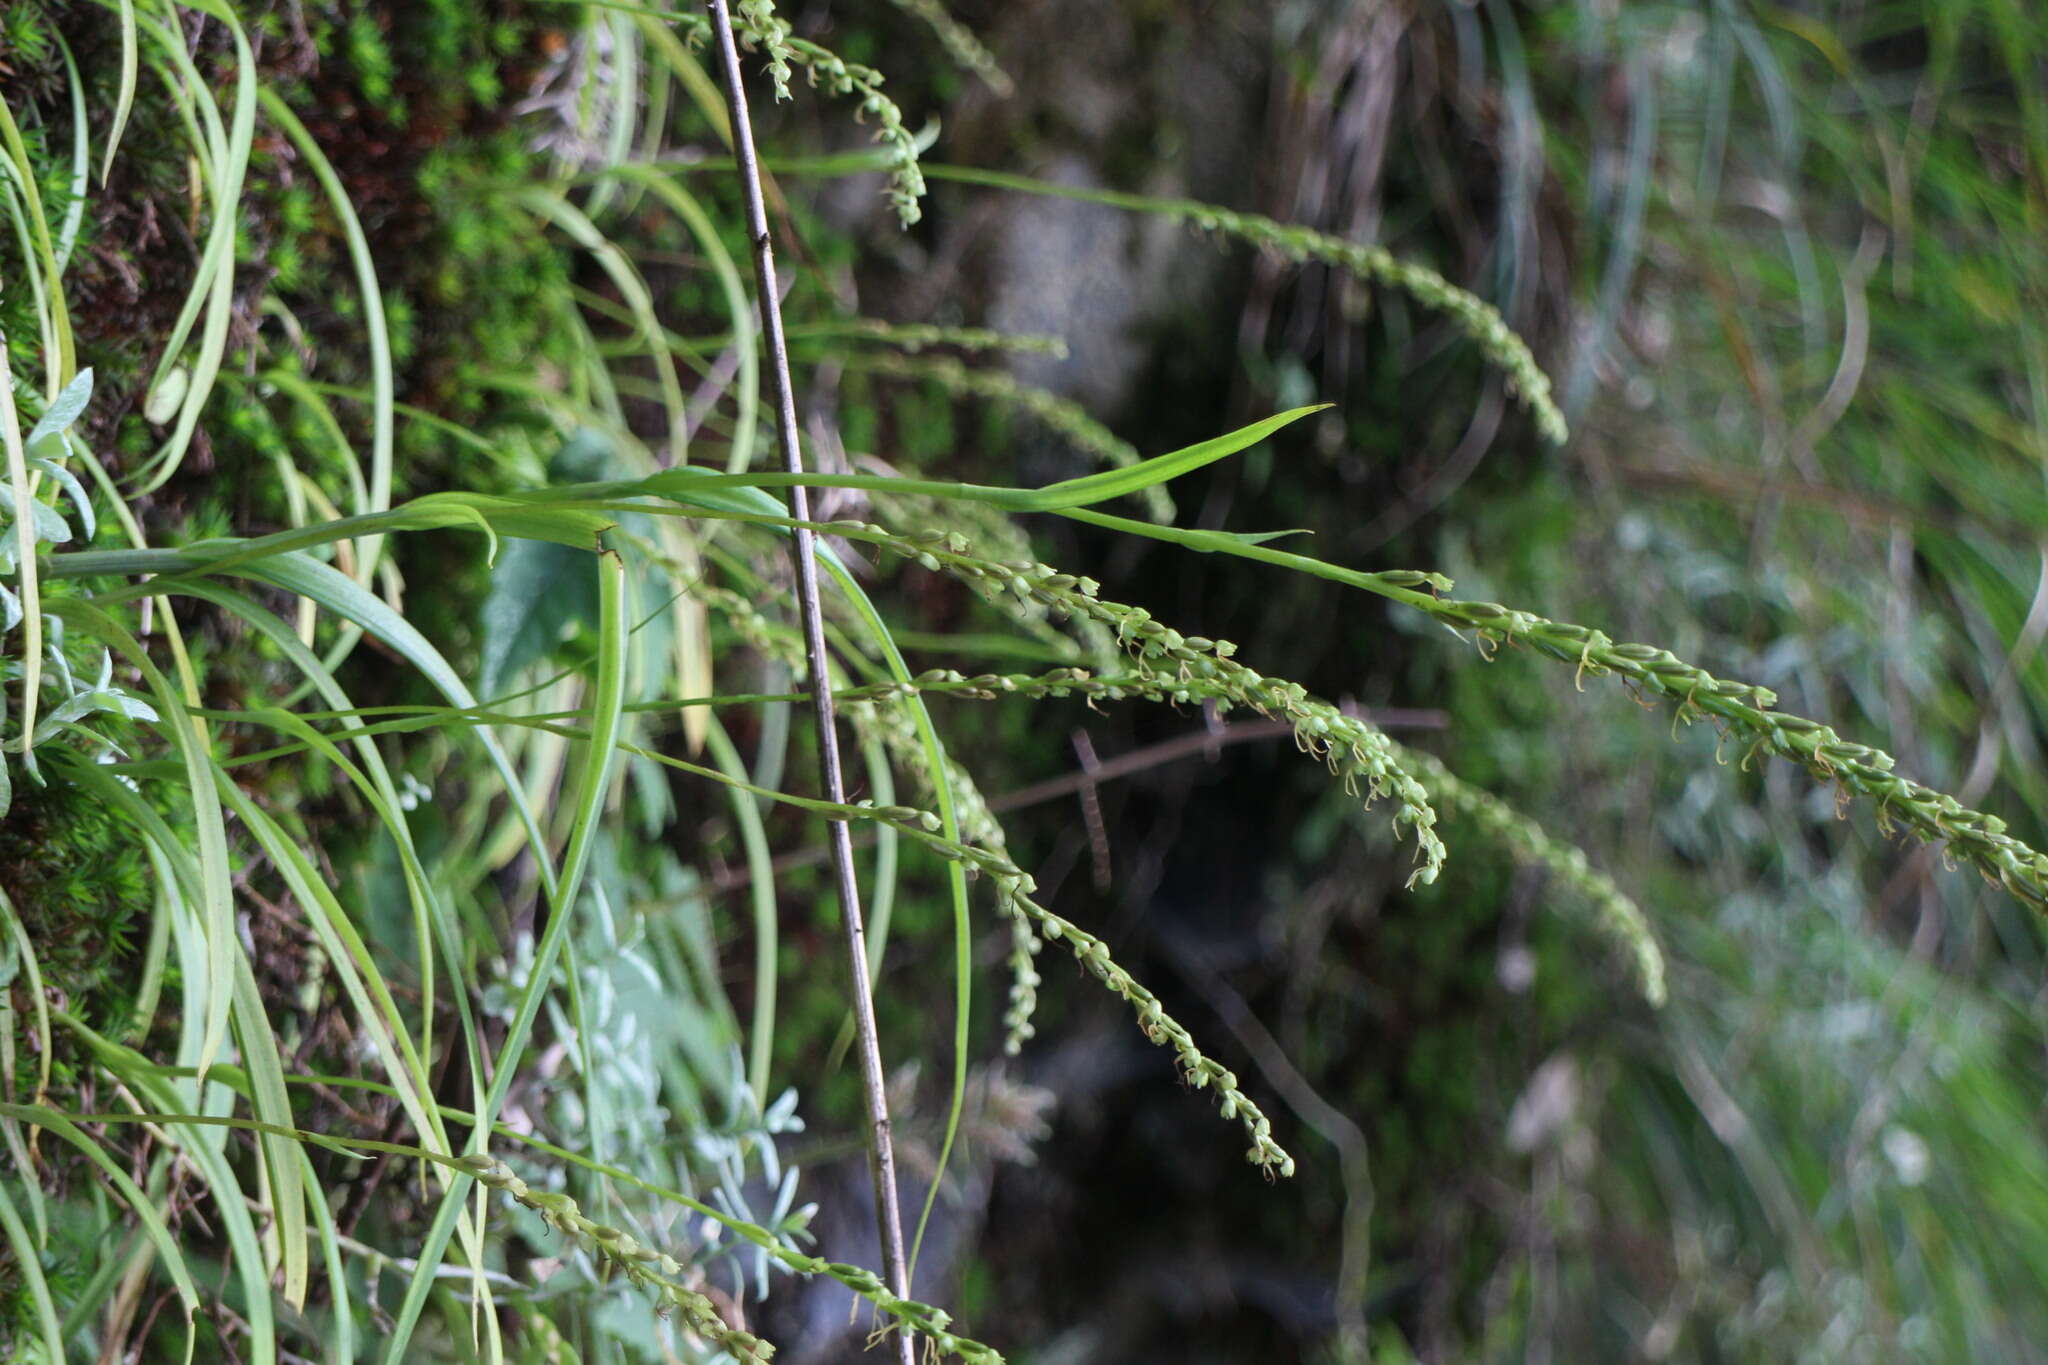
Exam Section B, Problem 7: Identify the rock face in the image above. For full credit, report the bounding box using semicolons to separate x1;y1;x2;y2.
979;152;1183;420
823;0;1269;443
963;3;1264;419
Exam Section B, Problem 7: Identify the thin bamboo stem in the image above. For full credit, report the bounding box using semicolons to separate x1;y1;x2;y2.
704;6;917;1361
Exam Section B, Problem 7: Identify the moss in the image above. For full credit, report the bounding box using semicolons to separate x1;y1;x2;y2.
0;773;150;1055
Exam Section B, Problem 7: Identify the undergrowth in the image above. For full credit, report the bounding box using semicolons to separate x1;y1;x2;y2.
0;2;2043;1362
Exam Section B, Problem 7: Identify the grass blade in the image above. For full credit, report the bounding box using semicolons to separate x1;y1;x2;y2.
104;0;140;185
0;344;44;782
0;1177;63;1364
259;92;394;580
706;716;781;1101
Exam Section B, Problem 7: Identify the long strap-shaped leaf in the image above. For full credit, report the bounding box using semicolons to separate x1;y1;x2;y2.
706;6;917;1361
642;402;1324;511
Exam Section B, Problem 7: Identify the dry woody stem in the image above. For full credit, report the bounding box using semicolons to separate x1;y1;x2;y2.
705;5;918;1362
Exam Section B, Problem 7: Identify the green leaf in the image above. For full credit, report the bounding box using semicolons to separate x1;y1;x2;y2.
142;365;188;424
641;406;1328;518
103;0;137;186
28;455;94;541
0;1179;62;1365
479;540;599;699
24;367;92;453
230;948;308;1308
1203;527;1312;547
0;479;76;546
34;686;159;740
474;435;630;697
1006;404;1328;511
379;545;631;1365
0;1100;201;1356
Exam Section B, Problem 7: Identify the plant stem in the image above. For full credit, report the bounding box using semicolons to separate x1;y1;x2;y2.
705;5;917;1361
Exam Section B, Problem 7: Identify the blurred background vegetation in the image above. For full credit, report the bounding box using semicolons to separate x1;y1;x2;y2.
5;0;2048;1361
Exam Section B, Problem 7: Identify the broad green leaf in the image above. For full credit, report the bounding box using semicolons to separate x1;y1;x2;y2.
479;541;598;699
476;435;633;697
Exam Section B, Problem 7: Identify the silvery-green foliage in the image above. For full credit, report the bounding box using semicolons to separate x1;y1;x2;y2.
484;881;817;1350
0;369;153;806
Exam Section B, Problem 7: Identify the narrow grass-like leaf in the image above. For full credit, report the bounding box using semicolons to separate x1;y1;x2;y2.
860;722;901;977
0;342;47;785
130;1;256;493
0;890;51;1242
707;715;781;1099
224;790;442;1150
516;189;688;461
642;405;1324;513
379;545;628;1365
1009;404;1327;511
3;1100;200;1358
0;177;58;393
49;1012;277;1363
0;99;74;386
0;1177;63;1365
260;93;395;579
255;370;373;564
230;941;309;1307
50;35;90;275
89;564;523;1356
105;0;141;185
299;1144;353;1365
43;601;237;1082
592;164;759;474
818;559;975;1279
33;1104;999;1361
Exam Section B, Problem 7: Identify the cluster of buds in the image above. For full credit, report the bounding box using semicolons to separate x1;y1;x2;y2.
679;7;926;225
869;526;1448;888
834;799;1297;1179
823;320;1065;358
456;1156;775;1362
1161;202;1569;444
1398;745;1667;1005
1381;582;2048;917
456;1153;1009;1362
